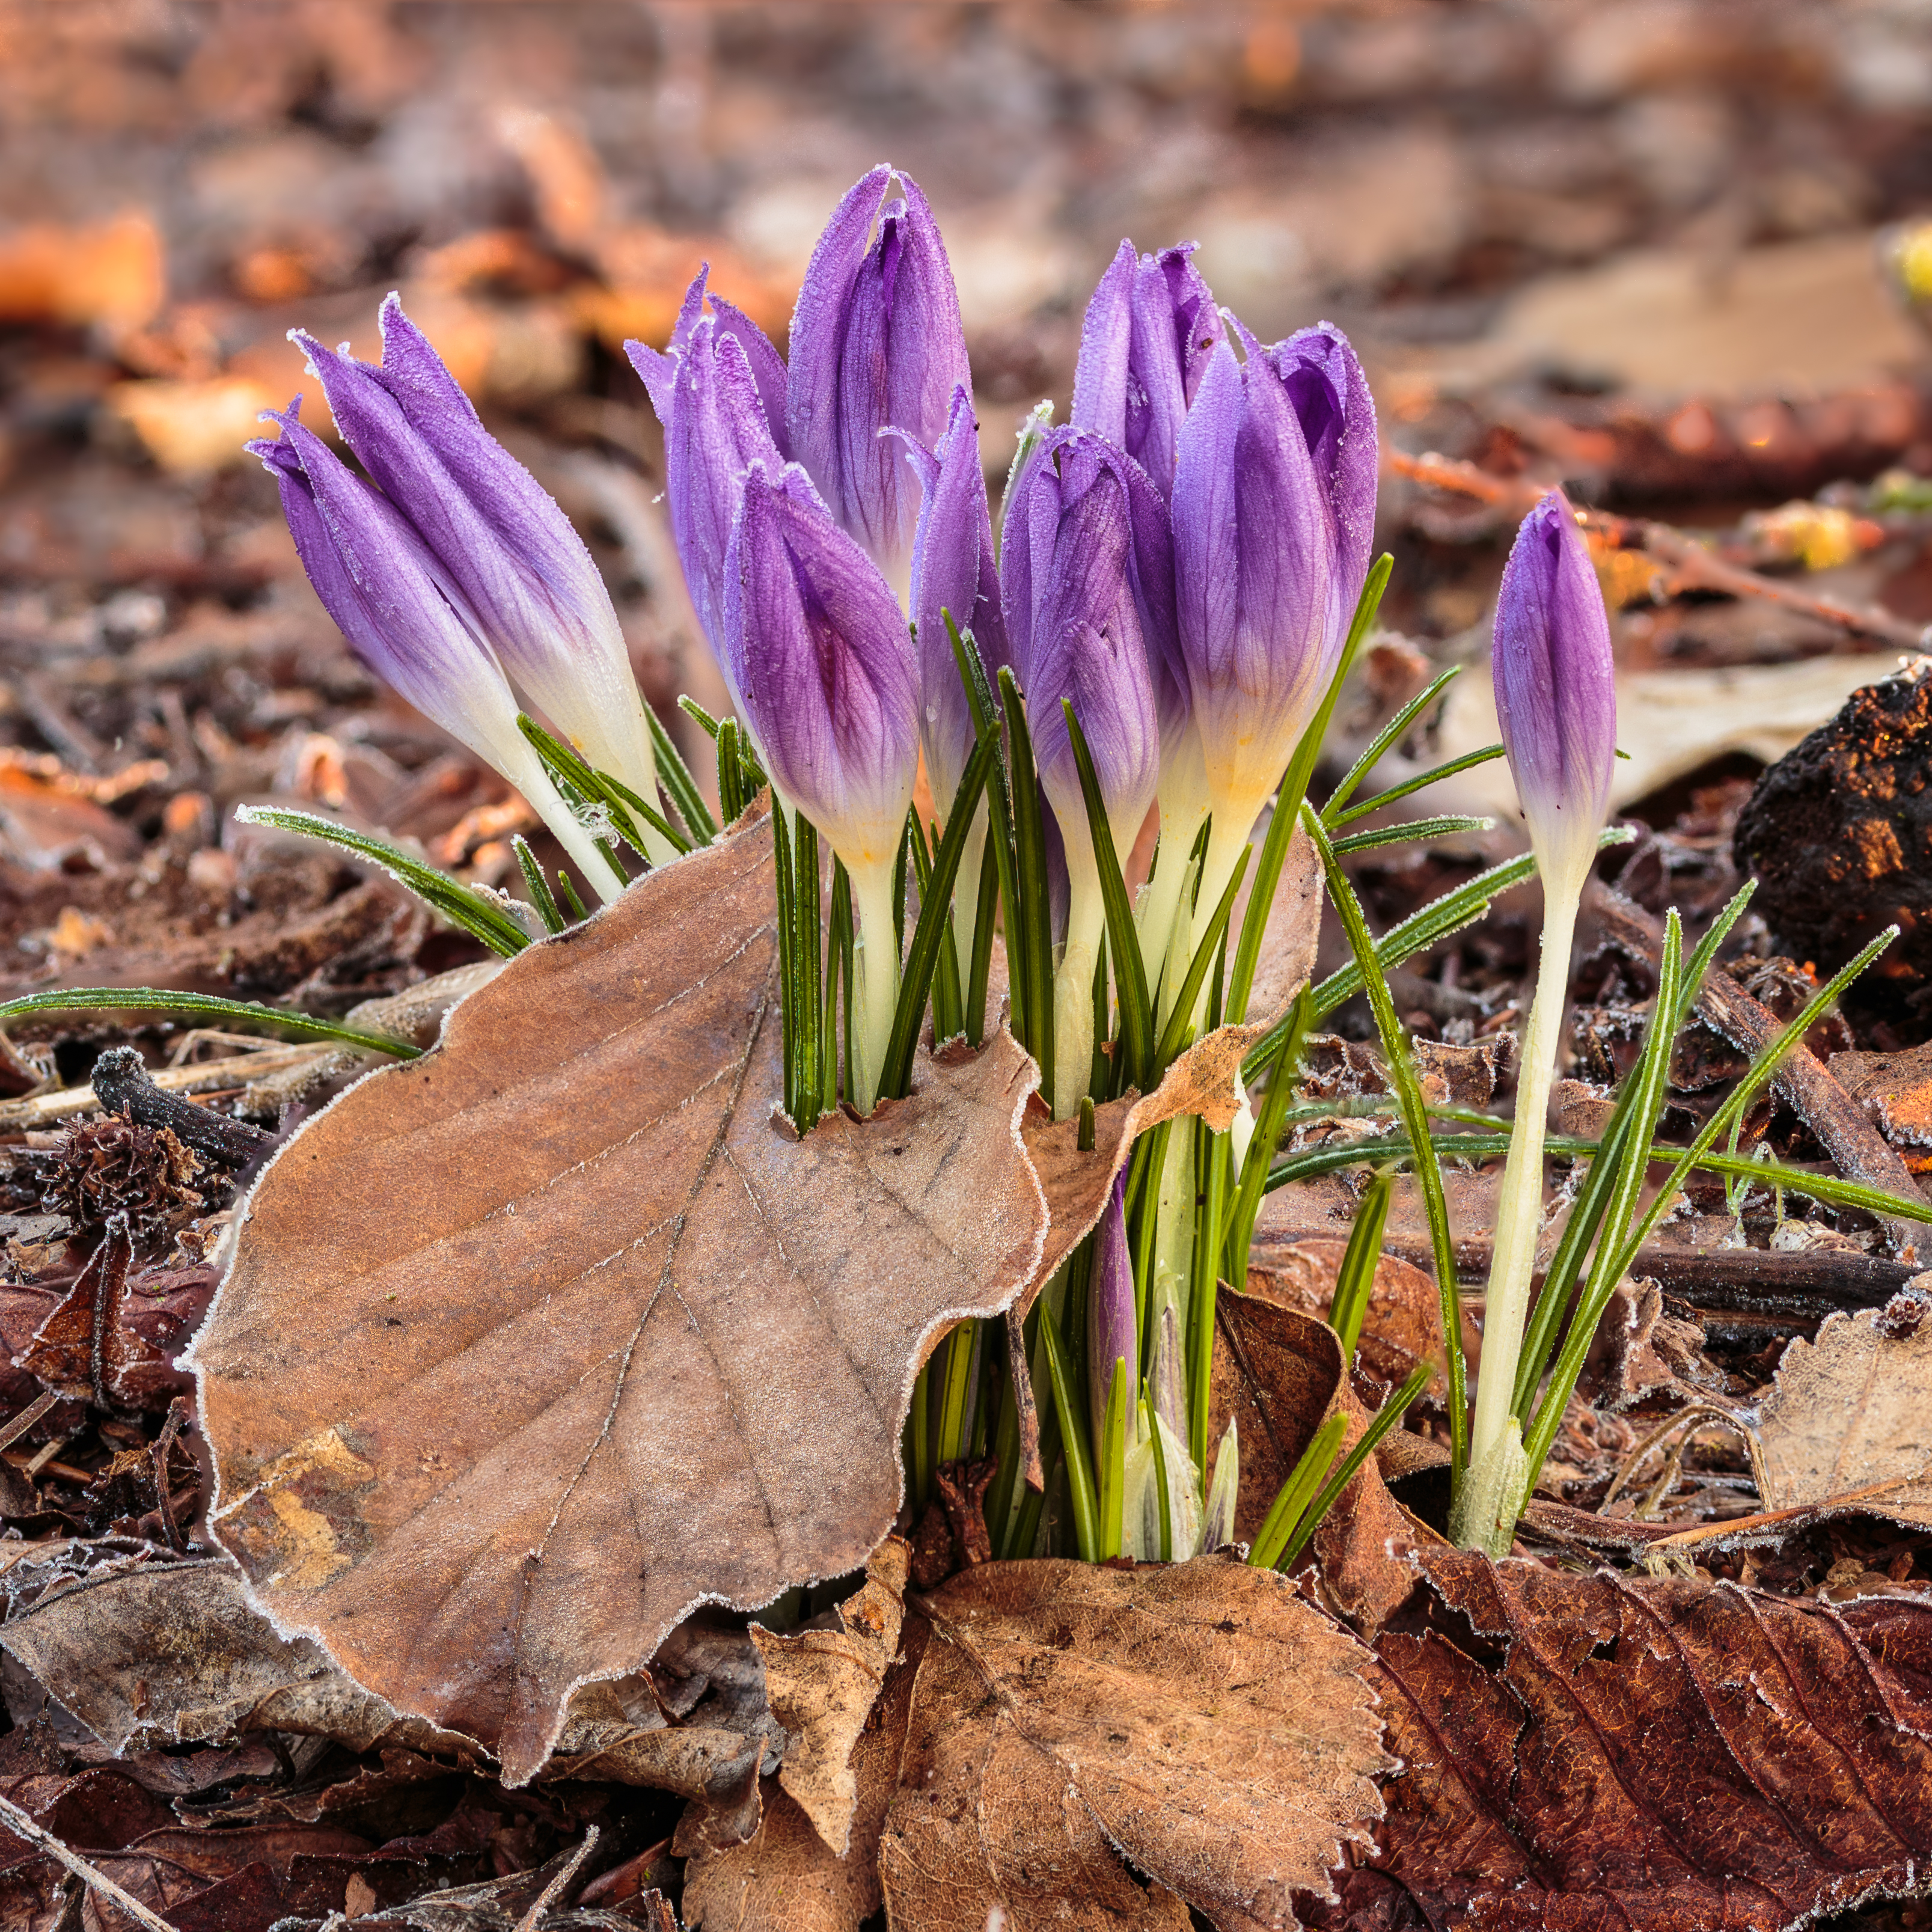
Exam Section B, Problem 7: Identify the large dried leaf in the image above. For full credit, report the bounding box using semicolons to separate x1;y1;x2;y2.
1362;1548;1932;1932
1757;1288;1932;1529
191;809;1052;1785
879;1556;1392;1932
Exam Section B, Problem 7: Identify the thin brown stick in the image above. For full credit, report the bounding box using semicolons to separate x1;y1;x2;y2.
510;1825;600;1932
1386;447;1930;650
0;1389;58;1455
0;1788;179;1931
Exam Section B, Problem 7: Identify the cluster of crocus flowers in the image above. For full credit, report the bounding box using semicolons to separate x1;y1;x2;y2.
1452;489;1618;1556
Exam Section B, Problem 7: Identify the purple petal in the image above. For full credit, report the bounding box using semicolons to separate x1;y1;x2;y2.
1125;242;1221;497
247;404;523;772
1492;489;1616;854
1173;334;1332;809
296;298;651;791
629;317;784;705
784;167;971;576
1070;240;1136;448
707;292;789;457
727;462;920;872
1086;1171;1135;1430
893;386;1010;807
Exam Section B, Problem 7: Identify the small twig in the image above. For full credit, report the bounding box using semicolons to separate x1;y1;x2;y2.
0;1389;59;1456
0;1042;332;1133
90;1047;274;1169
0;1787;179;1930
1386;448;1929;650
511;1825;600;1932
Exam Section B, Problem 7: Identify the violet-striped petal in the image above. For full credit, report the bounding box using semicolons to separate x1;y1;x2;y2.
890;385;1009;809
726;462;920;874
1492;489;1616;873
1086;1171;1136;1434
785;167;971;582
295;296;658;808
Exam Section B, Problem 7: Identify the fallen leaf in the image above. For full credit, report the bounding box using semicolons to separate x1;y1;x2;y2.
1210;1289;1436;1630
1830;1040;1932;1148
750;1536;907;1856
1756;1283;1932;1530
0;1559;469;1759
191;809;1051;1785
879;1556;1392;1932
682;1615;928;1932
1364;1548;1932;1931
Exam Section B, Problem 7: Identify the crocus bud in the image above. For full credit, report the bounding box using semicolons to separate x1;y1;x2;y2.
1071;239;1223;501
786;166;971;589
1265;323;1378;652
726;462;919;1111
292;296;673;863
1001;429;1160;1116
1086;1173;1136;1432
1172;330;1336;922
889;384;1010;811
1491;489;1617;885
249;403;617;895
628;269;786;709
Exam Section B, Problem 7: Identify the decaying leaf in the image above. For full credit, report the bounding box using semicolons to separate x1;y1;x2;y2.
0;1560;468;1758
190;810;1054;1786
879;1556;1392;1932
1364;1549;1932;1931
1756;1285;1932;1529
750;1536;907;1857
682;1615;928;1932
1211;1288;1437;1630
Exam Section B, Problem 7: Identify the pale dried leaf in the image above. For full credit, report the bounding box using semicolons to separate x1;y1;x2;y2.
880;1556;1391;1932
1758;1286;1932;1528
750;1536;907;1857
191;809;1050;1785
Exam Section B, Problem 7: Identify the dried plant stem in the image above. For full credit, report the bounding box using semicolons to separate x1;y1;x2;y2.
511;1825;601;1932
1455;872;1581;1553
849;861;901;1115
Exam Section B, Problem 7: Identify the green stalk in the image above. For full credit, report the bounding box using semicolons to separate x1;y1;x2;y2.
1098;1356;1128;1559
1187;1121;1232;1480
1329;1170;1394;1365
1039;1302;1101;1564
1275;1362;1431;1570
1247;1413;1346;1571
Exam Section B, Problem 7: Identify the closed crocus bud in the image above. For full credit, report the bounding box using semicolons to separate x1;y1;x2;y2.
726;462;920;1112
1455;489;1618;1555
1002;429;1160;1117
1086;1172;1136;1434
786;166;971;592
1172;331;1335;934
1265;323;1378;652
249;404;617;897
628;268;786;710
293;296;674;864
1071;238;1223;502
1492;489;1617;885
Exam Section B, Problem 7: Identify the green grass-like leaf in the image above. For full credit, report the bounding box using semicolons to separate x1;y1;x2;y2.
0;989;420;1058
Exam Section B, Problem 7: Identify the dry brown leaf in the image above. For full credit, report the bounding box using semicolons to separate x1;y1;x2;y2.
879;1556;1391;1932
1757;1285;1932;1529
1233;817;1322;1030
0;1560;469;1758
1362;1548;1932;1931
682;1615;928;1932
1211;1289;1437;1630
1829;1041;1932;1148
190;809;1054;1786
750;1536;907;1857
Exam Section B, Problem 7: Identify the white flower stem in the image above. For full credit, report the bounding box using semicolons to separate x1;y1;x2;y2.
507;741;620;905
848;859;902;1116
949;801;990;1020
1453;868;1583;1553
1050;848;1107;1120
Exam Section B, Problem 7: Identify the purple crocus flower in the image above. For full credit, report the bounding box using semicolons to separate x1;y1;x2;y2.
726;462;920;1111
628;268;786;708
1170;329;1336;923
1491;489;1617;878
1086;1172;1136;1435
1071;238;1223;501
1001;427;1161;1116
786;166;971;589
289;295;673;863
249;402;619;896
889;384;1009;812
